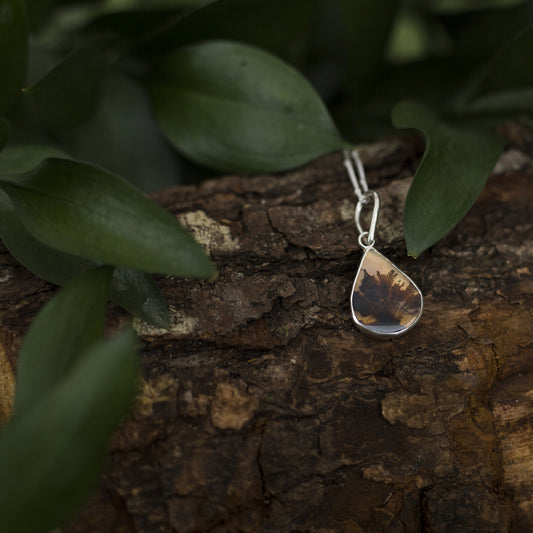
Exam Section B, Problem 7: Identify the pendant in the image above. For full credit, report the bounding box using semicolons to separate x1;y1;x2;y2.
351;247;423;339
342;149;423;339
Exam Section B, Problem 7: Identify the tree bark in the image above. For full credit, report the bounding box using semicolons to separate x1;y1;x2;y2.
1;126;532;533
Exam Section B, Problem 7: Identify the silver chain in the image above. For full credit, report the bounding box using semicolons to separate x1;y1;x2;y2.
342;149;369;201
343;149;380;249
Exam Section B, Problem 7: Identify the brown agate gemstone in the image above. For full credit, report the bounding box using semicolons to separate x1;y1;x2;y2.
351;248;422;338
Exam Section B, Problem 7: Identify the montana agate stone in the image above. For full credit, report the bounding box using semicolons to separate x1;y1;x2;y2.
351;248;423;339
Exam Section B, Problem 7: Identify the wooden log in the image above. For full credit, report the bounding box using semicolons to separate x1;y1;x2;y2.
1;126;532;532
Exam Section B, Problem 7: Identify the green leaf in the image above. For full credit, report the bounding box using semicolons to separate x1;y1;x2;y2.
150;40;347;173
0;189;93;285
13;266;113;416
0;143;69;174
112;267;169;327
392;101;504;257
0;0;28;115
464;87;533;114
0;328;138;533
0;192;169;327
24;37;114;128
0;158;215;277
0;119;10;152
386;6;430;64
24;0;103;30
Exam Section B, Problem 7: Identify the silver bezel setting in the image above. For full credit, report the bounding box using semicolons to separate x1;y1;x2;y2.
350;247;424;340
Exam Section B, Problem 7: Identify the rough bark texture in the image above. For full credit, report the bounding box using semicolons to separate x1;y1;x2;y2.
1;126;532;532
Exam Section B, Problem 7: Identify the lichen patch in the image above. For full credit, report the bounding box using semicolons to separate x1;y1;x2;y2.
210;382;259;430
134;309;199;338
339;198;355;221
179;210;240;255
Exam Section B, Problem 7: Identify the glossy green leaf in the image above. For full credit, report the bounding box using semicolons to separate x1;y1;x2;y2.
0;158;215;277
0;0;28;115
392;101;504;257
0;192;169;326
150;41;347;173
13;266;113;416
0;119;10;152
0;328;138;533
0;190;94;282
24;38;113;128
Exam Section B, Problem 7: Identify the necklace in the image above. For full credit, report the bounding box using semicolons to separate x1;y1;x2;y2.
343;149;423;339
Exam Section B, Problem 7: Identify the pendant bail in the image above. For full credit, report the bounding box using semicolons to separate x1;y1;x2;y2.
355;190;380;248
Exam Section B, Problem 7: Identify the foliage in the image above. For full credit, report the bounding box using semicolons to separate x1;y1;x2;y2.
392;101;504;257
150;40;348;172
0;0;532;529
0;267;139;533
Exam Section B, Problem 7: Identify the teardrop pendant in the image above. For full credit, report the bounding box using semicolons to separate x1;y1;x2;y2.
351;247;423;339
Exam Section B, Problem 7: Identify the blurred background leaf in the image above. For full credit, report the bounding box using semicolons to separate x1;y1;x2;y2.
0;327;138;533
13;266;113;416
24;37;115;128
17;0;533;184
464;25;533;103
119;0;317;65
104;0;207;8
0;0;28;116
0;143;70;173
339;0;399;98
57;72;180;191
435;0;533;62
24;0;101;30
0;119;10;152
